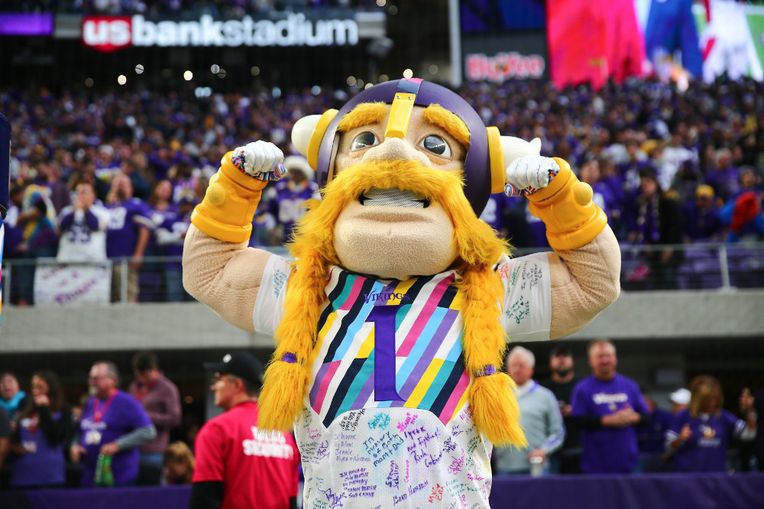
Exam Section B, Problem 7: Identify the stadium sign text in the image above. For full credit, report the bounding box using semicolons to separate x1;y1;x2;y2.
465;52;546;82
82;14;359;52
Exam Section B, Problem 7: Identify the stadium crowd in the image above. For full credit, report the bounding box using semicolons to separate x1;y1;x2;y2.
0;341;761;491
0;0;381;15
2;77;764;303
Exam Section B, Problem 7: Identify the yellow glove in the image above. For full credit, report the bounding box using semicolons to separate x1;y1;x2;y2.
191;142;285;243
506;156;607;250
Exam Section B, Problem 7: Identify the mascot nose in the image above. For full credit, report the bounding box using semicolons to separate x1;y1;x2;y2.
362;137;430;166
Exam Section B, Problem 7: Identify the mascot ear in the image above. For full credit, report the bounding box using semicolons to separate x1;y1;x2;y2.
291;109;339;170
500;135;542;168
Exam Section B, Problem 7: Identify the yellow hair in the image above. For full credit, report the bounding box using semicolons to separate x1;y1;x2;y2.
257;160;526;446
423;104;471;148
337;103;388;133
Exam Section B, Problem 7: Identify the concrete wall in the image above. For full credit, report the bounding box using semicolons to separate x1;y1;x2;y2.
2;290;763;353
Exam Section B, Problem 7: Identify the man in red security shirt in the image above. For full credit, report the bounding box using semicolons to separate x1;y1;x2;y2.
190;352;300;509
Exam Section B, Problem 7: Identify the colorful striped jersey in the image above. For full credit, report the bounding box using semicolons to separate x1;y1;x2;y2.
253;254;551;508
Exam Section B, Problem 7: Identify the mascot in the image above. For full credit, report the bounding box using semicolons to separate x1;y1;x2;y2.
183;79;620;508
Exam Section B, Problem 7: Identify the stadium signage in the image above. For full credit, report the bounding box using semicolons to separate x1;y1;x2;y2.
465;52;546;82
81;13;359;52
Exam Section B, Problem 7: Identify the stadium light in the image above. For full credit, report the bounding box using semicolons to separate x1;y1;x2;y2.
250;66;260;76
376;0;386;6
210;64;220;74
84;77;94;88
402;68;413;79
379;74;389;82
346;76;357;86
134;64;144;74
117;74;127;85
311;86;321;96
183;70;193;81
364;83;374;90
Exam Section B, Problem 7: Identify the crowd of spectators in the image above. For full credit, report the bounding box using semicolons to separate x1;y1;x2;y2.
493;340;762;476
0;352;189;489
2;77;764;303
0;341;761;492
0;0;380;15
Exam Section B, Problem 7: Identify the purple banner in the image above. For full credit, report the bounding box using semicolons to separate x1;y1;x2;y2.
0;13;53;36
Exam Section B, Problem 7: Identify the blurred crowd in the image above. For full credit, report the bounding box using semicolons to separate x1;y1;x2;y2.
493;340;762;477
0;0;380;15
0;341;761;493
0;352;194;489
2;77;764;303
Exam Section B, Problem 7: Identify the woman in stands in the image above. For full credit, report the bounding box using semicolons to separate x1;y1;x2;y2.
666;375;756;472
10;370;74;488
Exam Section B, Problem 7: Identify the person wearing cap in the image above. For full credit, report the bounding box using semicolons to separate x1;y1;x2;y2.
183;79;621;507
261;155;320;245
190;352;299;509
682;185;723;242
541;345;582;473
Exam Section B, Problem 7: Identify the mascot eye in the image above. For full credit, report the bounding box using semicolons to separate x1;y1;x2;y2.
419;135;451;158
350;131;379;151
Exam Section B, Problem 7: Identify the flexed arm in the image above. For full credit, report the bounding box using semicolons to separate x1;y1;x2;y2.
505;156;621;339
183;142;286;332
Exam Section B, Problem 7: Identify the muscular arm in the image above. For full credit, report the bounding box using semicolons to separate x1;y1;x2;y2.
182;225;272;332
547;225;621;338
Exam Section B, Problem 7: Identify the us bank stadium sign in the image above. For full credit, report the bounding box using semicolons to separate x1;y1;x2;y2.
81;13;366;52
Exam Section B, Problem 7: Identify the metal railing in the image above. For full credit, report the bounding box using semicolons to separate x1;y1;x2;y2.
2;242;763;307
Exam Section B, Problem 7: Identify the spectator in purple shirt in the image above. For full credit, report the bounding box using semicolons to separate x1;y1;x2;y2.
106;174;152;302
71;361;156;487
156;193;194;301
682;185;723;242
706;148;741;202
571;339;650;474
263;155;319;244
128;352;182;485
13;190;58;305
666;375;756;472
10;370;73;488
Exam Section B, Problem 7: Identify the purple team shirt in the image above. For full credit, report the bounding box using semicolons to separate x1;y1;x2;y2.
266;180;319;241
106;198;153;258
571;374;649;473
79;390;152;486
10;411;66;487
667;408;744;472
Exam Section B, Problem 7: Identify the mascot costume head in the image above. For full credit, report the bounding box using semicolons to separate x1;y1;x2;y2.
257;78;542;446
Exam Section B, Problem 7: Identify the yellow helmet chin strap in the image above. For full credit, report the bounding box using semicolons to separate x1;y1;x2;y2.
384;92;417;139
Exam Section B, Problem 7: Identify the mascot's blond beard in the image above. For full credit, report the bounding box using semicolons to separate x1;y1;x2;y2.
257;160;527;447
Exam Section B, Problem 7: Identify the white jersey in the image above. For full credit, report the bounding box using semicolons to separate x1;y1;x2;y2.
56;205;110;263
254;254;551;508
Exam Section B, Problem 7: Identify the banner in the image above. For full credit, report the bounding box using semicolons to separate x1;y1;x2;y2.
547;0;645;89
463;32;548;83
0;13;53;36
81;13;360;52
34;264;111;306
695;2;764;82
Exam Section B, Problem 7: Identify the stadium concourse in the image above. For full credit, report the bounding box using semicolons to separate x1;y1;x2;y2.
1;1;764;508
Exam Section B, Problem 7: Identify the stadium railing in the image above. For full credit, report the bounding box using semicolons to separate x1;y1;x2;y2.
2;242;763;306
